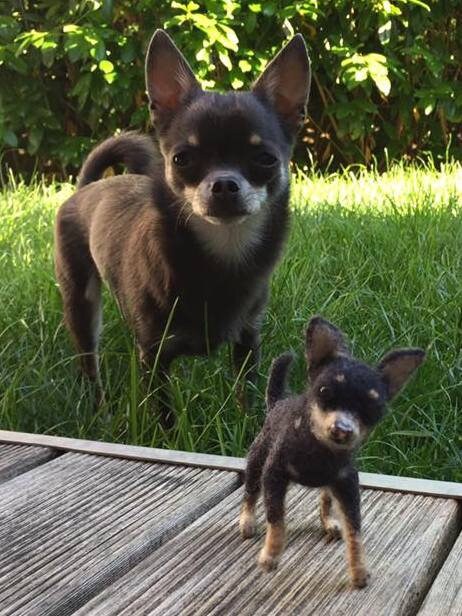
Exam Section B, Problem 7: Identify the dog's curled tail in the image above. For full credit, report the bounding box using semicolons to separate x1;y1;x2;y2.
77;132;157;189
266;352;294;410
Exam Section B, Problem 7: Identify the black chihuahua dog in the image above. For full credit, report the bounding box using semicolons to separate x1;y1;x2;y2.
54;30;311;426
240;316;425;588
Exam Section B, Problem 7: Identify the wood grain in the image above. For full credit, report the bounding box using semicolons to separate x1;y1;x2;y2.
0;452;238;616
418;520;462;616
1;429;461;498
0;443;57;482
73;485;460;616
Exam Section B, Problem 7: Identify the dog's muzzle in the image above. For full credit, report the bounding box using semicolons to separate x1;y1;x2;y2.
329;418;355;444
206;174;248;220
194;171;265;222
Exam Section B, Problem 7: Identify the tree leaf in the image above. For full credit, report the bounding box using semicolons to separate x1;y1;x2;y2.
99;59;114;74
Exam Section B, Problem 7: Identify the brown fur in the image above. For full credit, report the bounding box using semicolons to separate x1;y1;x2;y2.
258;521;286;571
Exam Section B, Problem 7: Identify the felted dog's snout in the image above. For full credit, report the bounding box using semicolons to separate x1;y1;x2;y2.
329;417;354;443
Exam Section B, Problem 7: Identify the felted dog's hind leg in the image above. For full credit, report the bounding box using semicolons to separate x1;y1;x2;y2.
331;469;369;588
240;434;267;538
258;467;289;571
319;488;342;541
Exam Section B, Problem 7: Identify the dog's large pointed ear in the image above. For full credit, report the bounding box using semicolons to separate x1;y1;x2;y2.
145;30;200;123
305;316;349;376
377;348;426;400
253;34;311;133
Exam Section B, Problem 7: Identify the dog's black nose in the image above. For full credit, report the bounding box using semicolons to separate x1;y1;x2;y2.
211;177;240;196
330;420;354;443
204;173;247;220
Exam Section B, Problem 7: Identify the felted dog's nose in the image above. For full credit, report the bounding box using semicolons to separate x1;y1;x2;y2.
211;177;240;196
330;419;354;442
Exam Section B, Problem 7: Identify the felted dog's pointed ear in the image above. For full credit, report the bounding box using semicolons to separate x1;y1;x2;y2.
377;348;426;400
145;30;200;122
305;316;349;371
253;34;311;133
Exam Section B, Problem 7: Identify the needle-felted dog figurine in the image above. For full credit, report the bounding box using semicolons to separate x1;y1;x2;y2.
54;30;311;426
239;316;425;588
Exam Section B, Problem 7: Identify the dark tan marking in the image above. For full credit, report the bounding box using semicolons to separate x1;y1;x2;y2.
239;501;256;539
320;489;342;541
259;521;286;570
343;520;368;588
320;488;331;526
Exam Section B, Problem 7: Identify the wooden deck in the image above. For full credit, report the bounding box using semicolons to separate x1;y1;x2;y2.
0;430;461;616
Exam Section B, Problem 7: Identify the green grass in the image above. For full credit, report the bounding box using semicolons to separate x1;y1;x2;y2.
1;162;461;481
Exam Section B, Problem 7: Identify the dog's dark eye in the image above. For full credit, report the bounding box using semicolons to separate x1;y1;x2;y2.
254;152;278;167
173;151;193;167
319;386;328;395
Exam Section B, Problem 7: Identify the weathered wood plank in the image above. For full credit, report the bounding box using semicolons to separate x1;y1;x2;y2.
1;430;461;499
0;443;57;482
74;485;461;616
0;428;245;471
0;452;239;616
418;522;462;616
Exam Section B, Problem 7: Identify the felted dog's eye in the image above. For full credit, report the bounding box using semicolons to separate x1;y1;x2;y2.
254;152;278;167
173;151;192;167
319;386;328;394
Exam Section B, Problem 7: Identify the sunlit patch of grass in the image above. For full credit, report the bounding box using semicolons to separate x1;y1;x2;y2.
1;162;461;481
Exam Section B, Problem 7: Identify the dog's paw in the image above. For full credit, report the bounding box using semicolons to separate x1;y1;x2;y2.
351;567;370;589
258;549;279;571
239;514;256;539
323;518;342;542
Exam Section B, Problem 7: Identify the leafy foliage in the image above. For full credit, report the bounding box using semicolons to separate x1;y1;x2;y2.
1;0;461;177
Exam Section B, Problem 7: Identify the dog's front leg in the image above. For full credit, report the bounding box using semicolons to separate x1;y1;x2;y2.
258;467;288;571
233;327;261;411
137;328;180;430
233;290;267;411
139;347;175;428
331;469;369;589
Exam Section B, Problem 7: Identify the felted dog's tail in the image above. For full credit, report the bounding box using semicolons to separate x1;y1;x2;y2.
77;132;157;188
266;352;294;410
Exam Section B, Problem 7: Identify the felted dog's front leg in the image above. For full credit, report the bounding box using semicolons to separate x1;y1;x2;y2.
331;470;369;589
258;469;288;571
319;488;342;541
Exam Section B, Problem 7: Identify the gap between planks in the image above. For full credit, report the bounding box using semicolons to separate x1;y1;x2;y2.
0;429;461;500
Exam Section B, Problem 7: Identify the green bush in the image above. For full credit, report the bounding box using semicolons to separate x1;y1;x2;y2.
1;0;461;177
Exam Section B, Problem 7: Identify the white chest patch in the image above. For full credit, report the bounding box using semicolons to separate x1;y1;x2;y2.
189;210;267;266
